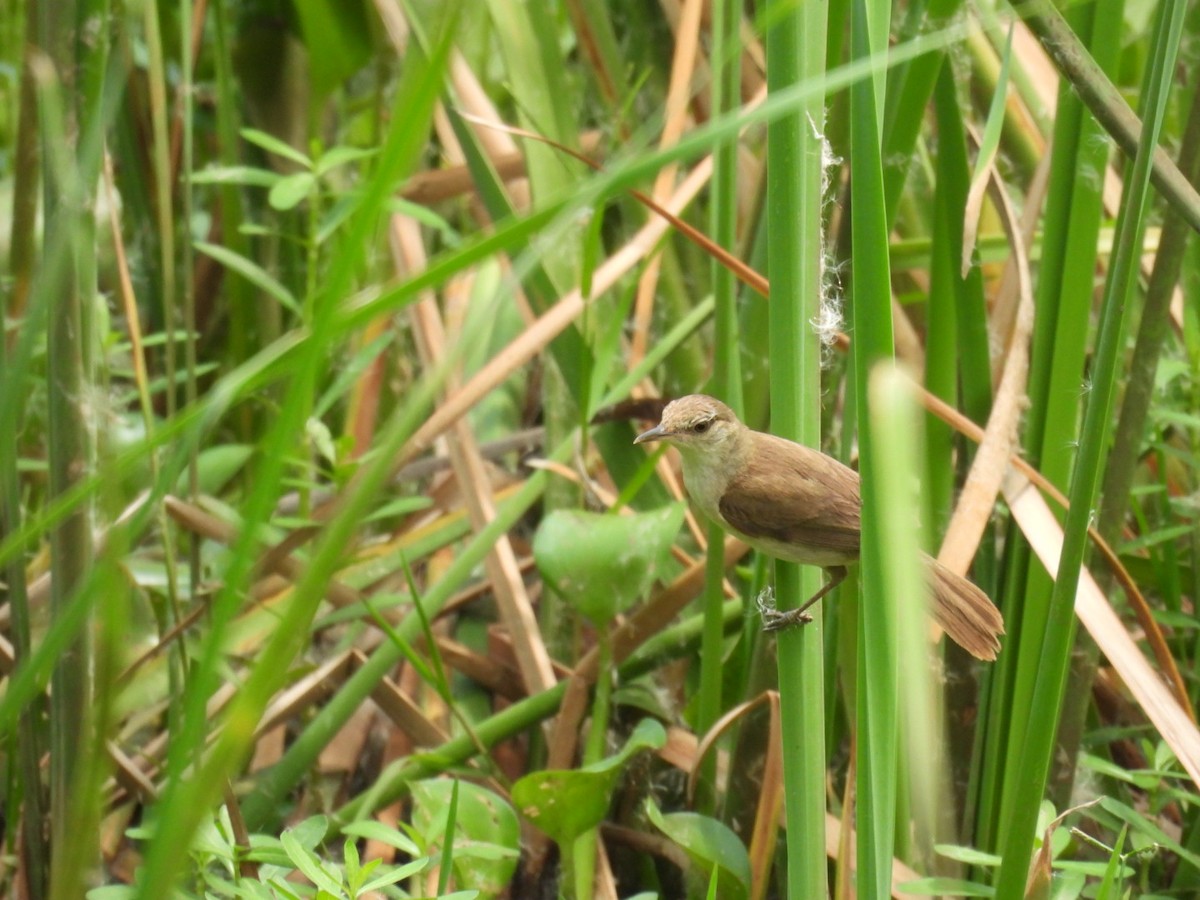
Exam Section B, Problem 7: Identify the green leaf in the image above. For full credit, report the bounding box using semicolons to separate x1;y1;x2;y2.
293;0;373;96
512;767;611;846
387;197;461;244
438;777;460;895
513;720;666;845
645;801;750;900
245;836;295;867
175;444;254;497
268;172;317;210
312;330;393;419
1079;751;1160;789
1096;797;1200;870
314;145;379;177
289;815;329;850
533;505;685;625
896;877;994;897
409;779;520;894
1055;859;1134;878
960;25;1013;275
315;192;362;245
263;878;303;900
583;278;637;421
189;165;280;188
586;718;667;773
280;829;343;894
358;857;432;891
364;496;434;521
241;128;312;167
934;844;1002;867
341;837;370;893
306;418;337;465
195;241;301;315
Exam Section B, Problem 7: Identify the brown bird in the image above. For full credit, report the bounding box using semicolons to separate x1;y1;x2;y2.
634;394;1004;660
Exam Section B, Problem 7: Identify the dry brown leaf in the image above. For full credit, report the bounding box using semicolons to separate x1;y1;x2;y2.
630;0;704;367
257;650;358;739
748;691;783;900
368;675;450;749
1004;472;1200;786
396;216;556;699
319;705;376;775
937;153;1034;578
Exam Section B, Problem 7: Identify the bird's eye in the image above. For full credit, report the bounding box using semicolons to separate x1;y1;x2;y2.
693;420;711;434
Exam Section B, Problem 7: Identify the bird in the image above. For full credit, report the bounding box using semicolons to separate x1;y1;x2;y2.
634;394;1005;660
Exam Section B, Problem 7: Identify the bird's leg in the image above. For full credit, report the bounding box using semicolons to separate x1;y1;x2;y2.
760;566;848;631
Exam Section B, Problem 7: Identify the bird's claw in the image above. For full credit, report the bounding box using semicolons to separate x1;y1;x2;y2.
762;608;815;630
756;589;814;631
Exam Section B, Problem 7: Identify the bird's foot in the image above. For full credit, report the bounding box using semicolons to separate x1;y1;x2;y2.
756;588;814;631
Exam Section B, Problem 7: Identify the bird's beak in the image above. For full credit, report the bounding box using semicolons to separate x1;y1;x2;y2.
634;424;668;445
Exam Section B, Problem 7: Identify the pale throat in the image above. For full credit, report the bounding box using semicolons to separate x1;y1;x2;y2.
674;434;747;526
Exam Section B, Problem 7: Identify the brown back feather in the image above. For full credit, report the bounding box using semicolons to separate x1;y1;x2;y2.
718;432;861;558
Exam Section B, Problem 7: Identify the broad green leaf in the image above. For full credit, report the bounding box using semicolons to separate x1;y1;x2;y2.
513;720;666;845
645;801;750;900
585;718;667;773
533;505;685;625
410;779;520;894
511;766;610;846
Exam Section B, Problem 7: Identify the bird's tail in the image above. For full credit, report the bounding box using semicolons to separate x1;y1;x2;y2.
924;554;1005;661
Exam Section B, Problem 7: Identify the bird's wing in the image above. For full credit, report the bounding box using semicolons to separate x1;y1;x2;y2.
718;433;861;558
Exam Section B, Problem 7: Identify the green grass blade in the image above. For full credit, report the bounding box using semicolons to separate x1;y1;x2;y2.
849;0;898;892
993;0;1189;893
763;0;830;894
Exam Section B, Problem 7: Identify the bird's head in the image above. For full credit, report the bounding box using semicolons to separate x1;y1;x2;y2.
634;394;745;464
